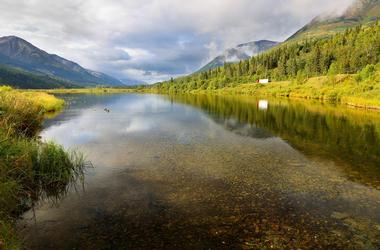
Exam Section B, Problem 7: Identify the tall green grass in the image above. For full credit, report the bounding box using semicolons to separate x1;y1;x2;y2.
0;87;89;249
0;221;20;250
0;89;43;137
0;86;64;114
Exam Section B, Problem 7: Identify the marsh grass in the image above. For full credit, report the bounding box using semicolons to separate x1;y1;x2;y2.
0;87;89;249
22;92;65;113
33;142;90;199
0;220;20;250
0;91;43;137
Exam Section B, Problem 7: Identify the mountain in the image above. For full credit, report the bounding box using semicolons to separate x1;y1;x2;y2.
197;40;279;72
288;0;380;41
0;36;124;88
0;64;78;89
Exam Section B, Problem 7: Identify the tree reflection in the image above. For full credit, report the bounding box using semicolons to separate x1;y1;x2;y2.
168;94;380;188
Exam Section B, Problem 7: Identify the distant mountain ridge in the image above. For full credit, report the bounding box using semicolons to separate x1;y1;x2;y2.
197;40;279;72
288;0;380;41
0;36;125;88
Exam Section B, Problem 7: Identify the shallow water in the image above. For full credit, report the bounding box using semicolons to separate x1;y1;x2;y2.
18;94;380;249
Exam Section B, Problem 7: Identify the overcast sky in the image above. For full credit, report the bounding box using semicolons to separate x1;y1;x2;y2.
0;0;354;83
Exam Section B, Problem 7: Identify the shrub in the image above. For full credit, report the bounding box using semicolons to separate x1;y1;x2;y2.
356;64;376;81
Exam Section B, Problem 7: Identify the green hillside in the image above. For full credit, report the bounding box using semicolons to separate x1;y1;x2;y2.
0;36;125;88
288;0;380;41
152;1;380;96
154;22;380;90
150;22;380;108
0;64;77;89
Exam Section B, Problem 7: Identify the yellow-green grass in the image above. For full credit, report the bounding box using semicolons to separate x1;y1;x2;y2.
0;86;65;113
22;92;64;112
150;64;380;109
0;87;88;249
188;73;380;110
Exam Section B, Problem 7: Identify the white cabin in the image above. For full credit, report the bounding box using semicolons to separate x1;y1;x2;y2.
258;79;270;84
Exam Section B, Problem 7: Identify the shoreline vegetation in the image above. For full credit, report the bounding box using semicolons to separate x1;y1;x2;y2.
149;22;380;110
25;64;380;110
0;22;379;248
19;23;380;110
0;87;89;249
185;67;380;110
0;86;65;112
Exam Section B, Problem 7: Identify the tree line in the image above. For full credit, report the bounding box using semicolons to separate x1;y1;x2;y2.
152;22;380;92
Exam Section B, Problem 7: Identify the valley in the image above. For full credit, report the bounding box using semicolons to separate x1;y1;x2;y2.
1;0;380;249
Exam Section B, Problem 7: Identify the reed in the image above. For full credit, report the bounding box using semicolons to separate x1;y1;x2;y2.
0;87;88;249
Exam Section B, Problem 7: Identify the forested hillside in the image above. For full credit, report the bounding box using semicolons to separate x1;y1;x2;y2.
154;22;380;92
288;0;380;40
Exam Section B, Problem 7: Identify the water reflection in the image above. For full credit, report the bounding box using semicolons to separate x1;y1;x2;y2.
18;94;380;249
169;94;380;188
258;100;269;110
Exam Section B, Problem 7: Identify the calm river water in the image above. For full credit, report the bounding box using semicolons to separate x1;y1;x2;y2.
18;94;380;249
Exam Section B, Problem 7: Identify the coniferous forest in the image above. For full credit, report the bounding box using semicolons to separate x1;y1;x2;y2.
154;22;380;92
2;1;380;249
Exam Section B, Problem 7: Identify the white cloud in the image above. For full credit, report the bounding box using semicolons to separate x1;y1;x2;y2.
203;41;220;65
121;48;153;59
125;118;154;133
0;0;354;83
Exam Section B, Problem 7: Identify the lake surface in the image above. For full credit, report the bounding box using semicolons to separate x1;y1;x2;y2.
18;94;380;249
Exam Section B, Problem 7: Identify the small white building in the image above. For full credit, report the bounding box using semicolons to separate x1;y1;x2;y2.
258;79;270;84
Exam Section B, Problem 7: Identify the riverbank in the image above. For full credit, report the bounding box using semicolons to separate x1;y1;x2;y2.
34;74;380;110
19;63;380;110
180;73;380;110
151;64;380;110
0;87;87;249
36;87;138;94
0;86;65;112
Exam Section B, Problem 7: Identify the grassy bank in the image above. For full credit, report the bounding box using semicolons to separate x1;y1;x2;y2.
22;64;380;110
176;64;380;110
0;86;65;112
0;87;88;249
35;68;380;110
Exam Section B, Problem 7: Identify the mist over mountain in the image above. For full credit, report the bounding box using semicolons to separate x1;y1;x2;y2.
198;40;279;73
288;0;380;41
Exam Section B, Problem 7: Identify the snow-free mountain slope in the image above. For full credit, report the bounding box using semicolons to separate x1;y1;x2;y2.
0;36;124;87
288;0;380;41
